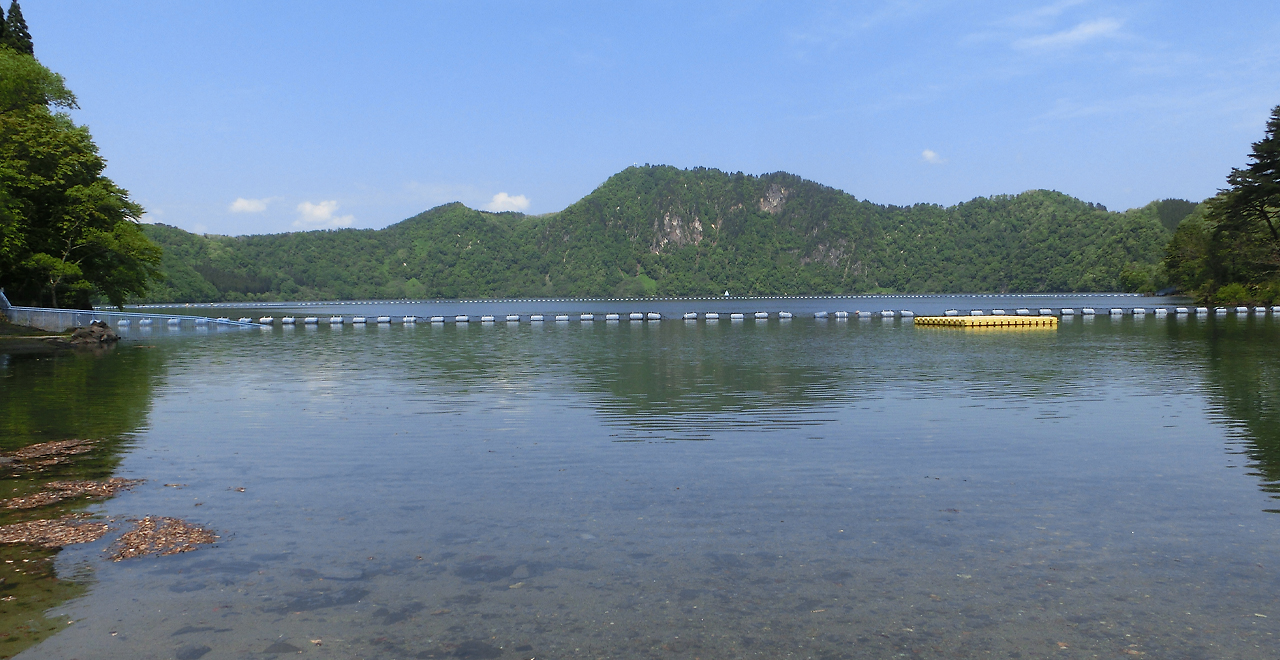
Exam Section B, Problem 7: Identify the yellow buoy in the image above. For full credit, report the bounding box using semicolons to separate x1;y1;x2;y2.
914;315;1058;328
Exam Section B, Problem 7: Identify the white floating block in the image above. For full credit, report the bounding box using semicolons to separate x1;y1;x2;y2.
754;311;769;319
330;316;344;324
259;317;274;324
481;315;496;322
1132;308;1146;315
1273;306;1280;313
899;310;914;317
167;318;181;325
117;319;130;326
1195;308;1208;315
1235;306;1249;314
374;316;390;323
429;316;444;323
970;310;985;316
835;311;850;318
581;313;595;321
555;315;569;322
1038;308;1053;315
530;315;544;322
1060;309;1075;316
779;311;793;319
1175;308;1189;314
682;312;696;320
647;313;661;320
629;312;643;320
401;316;416;323
1215;307;1227;314
1255;306;1268;314
705;312;719;320
1015;308;1031;315
1154;308;1168;316
1108;308;1122;315
301;317;317;324
1081;308;1095;315
605;313;620;321
731;313;744;320
455;315;469;323
506;315;520;322
813;311;828;318
992;309;1006;315
238;318;252;323
880;310;895;317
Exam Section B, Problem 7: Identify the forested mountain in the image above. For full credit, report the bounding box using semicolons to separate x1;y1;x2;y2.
140;165;1186;303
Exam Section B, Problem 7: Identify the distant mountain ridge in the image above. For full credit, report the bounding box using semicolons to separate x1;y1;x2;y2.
140;165;1190;302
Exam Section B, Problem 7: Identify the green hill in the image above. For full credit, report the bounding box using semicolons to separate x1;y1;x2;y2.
139;165;1186;302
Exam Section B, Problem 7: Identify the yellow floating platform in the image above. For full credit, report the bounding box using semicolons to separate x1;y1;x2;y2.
914;315;1058;328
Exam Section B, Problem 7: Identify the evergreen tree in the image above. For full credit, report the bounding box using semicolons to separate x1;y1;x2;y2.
3;1;33;56
0;5;8;46
1205;105;1280;288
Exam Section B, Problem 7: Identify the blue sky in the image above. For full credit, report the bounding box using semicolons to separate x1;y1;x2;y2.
22;1;1280;235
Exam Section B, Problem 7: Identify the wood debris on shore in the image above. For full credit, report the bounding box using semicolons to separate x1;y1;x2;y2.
109;516;217;561
0;514;111;548
1;478;145;510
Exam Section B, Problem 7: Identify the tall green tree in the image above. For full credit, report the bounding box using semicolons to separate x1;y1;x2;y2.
1205;105;1280;285
2;1;33;56
0;48;160;308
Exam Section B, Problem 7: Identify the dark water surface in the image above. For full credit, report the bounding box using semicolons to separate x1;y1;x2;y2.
4;309;1280;659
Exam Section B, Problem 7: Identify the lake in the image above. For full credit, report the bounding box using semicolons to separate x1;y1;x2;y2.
3;296;1278;659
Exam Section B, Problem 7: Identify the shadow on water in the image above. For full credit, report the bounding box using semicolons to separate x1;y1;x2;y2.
0;345;161;658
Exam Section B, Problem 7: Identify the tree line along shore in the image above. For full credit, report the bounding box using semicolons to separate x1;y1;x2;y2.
2;3;1278;308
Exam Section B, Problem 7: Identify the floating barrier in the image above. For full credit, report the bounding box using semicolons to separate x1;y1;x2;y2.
705;312;719;320
1236;306;1249;314
402;316;416;323
992;309;1006;315
814;311;828;319
647;313;661;321
944;309;959;316
1154;308;1168;316
1080;308;1095;315
1015;308;1031;316
968;310;984;316
855;311;870;318
455;315;469;323
1061;309;1075;316
555;315;569;322
581;313;595;321
1110;308;1123;316
352;316;367;323
506;315;520;322
1195;308;1208;315
755;311;769;319
834;311;850;318
1132;308;1146;315
1255;306;1268;314
880;310;895;317
139;318;154;325
330;316;344;324
376;316;391;323
899;310;914;318
167;318;181;326
629;313;643;320
1215;307;1227;314
1175;308;1189;314
682;312;697;320
481;315;496;322
216;317;230;323
238;317;252;324
304;317;319;324
530;315;544;322
1038;308;1053;315
1273;306;1280;313
915;315;1058;328
117;319;130;326
779;311;793;319
605;313;620;321
259;317;273;325
731;313;744;320
282;317;296;325
429;316;444;323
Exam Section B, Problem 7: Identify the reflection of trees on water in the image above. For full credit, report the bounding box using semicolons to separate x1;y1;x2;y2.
1191;319;1280;506
0;346;161;656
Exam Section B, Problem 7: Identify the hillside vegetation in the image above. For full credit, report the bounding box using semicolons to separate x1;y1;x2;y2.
141;166;1186;302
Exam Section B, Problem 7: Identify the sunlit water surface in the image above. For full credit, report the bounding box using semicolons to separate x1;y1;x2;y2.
5;307;1280;659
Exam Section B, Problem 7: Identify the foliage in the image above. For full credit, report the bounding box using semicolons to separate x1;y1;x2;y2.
0;47;160;308
141;166;1177;303
1163;104;1280;302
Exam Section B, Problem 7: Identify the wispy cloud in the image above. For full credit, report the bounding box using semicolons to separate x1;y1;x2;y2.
483;192;530;212
922;149;946;164
1014;18;1122;50
294;200;354;229
229;197;273;213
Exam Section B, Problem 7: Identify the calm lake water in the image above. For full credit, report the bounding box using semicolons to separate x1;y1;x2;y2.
4;296;1280;659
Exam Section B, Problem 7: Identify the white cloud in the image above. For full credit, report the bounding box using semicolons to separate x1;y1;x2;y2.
484;192;531;212
229;197;271;213
921;149;946;164
293;200;354;229
1014;18;1122;50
